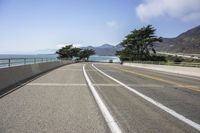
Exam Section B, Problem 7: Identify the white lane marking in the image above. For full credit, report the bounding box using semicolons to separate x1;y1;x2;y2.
83;64;122;133
27;83;87;86
92;64;200;131
92;83;200;88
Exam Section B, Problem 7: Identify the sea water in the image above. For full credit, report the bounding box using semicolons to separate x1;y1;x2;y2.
0;54;120;68
0;54;58;68
88;55;121;63
0;54;57;59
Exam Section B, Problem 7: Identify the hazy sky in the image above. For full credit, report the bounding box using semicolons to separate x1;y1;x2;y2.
0;0;200;53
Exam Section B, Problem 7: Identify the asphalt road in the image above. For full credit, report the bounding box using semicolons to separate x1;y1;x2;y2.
0;62;199;133
0;63;109;133
85;63;200;133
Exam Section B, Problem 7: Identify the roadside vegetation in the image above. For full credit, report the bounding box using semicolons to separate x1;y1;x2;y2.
56;26;199;65
56;45;95;61
116;25;163;61
116;25;200;65
161;55;200;63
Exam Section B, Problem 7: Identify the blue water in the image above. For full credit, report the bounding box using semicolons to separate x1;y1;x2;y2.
0;54;58;68
0;54;120;68
0;54;58;59
88;55;121;63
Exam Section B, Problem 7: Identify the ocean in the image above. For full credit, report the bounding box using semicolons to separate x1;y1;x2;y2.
0;54;58;59
0;54;120;68
0;54;58;68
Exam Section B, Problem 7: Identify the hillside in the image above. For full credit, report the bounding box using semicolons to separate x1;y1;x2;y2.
155;25;200;54
82;44;120;56
82;25;200;55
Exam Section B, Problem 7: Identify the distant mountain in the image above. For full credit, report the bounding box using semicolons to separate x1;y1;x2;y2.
155;25;200;54
97;44;114;49
10;25;197;56
82;26;200;56
82;44;121;56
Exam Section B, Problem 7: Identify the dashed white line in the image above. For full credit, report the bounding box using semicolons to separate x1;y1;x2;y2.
83;64;122;133
92;63;200;131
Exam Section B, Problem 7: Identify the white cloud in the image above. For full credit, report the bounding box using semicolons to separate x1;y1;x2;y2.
106;20;118;28
136;0;200;22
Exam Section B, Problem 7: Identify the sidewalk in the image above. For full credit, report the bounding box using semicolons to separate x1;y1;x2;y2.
123;63;200;77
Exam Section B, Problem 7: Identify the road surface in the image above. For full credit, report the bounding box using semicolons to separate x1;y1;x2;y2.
85;63;200;133
0;63;109;133
0;63;199;133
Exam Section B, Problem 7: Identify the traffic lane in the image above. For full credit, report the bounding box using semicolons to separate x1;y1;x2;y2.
0;63;109;133
86;64;115;84
94;63;200;93
86;64;198;133
93;63;200;124
31;63;86;84
99;63;200;87
0;86;109;133
121;64;200;87
94;63;200;94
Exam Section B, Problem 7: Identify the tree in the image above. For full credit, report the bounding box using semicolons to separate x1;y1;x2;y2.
118;25;162;61
116;49;133;61
136;25;162;59
56;45;95;61
70;47;81;58
56;45;81;59
79;49;95;61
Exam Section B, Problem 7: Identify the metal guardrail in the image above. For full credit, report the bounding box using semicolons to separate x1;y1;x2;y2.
128;61;200;68
0;58;60;68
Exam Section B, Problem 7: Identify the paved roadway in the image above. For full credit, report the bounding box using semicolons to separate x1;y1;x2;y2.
0;63;109;133
0;62;200;133
86;63;200;133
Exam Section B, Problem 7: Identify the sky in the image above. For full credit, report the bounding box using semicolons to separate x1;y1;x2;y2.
0;0;200;54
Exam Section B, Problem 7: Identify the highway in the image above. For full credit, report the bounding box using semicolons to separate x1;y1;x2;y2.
0;63;200;133
85;63;200;133
0;63;109;133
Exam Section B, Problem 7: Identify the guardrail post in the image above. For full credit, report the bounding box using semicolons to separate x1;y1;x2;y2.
8;59;11;67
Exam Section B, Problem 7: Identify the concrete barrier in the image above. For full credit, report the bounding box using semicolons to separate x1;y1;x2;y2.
123;63;200;77
0;61;73;94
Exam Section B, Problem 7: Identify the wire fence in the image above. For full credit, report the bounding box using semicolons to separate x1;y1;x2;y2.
0;58;60;68
127;61;200;68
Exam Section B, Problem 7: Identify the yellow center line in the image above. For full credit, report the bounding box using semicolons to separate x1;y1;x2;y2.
111;66;200;92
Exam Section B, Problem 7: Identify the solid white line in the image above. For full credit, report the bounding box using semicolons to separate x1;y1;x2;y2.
92;64;200;131
83;64;122;133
